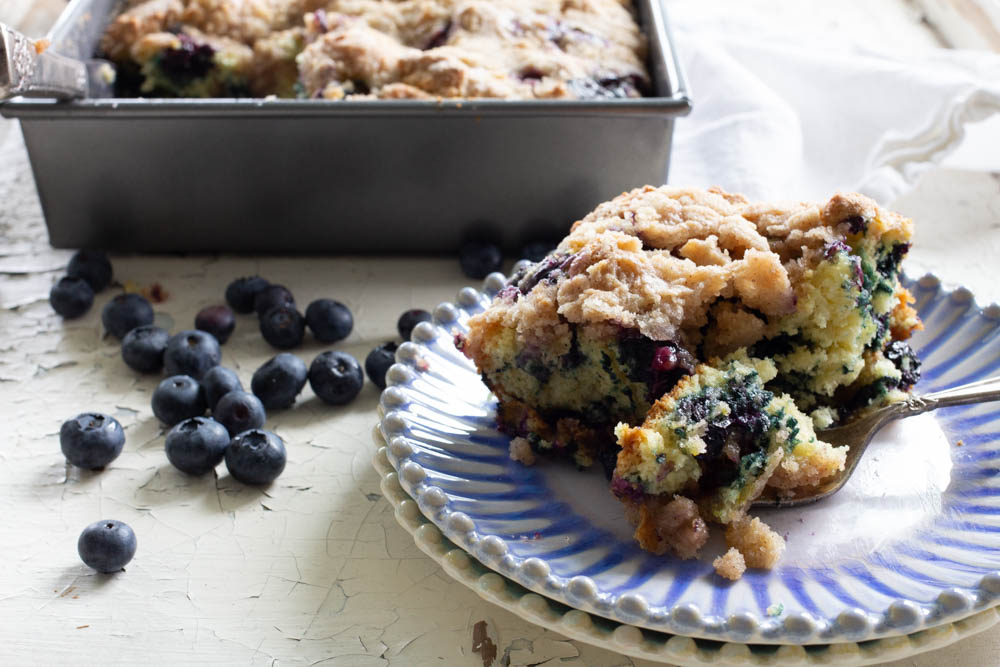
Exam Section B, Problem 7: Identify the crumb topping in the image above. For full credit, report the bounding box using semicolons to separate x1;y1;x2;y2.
467;186;913;349
102;0;649;99
713;547;746;581
725;516;785;569
629;495;708;559
508;436;536;465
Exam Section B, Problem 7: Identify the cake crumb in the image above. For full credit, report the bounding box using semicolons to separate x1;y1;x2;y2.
713;547;746;581
633;495;709;559
508;437;536;466
725;516;785;569
956;440;964;447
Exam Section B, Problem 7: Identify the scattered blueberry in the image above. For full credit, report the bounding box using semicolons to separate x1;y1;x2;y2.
164;416;230;475
163;330;221;380
459;240;503;279
151;375;206;426
101;293;154;339
254;284;295;317
520;241;555;263
309;351;364;405
364;342;398;390
59;413;125;469
305;299;353;343
251;353;308;409
66;249;113;292
397;309;432;341
260;305;305;349
195;305;236;344
121;325;169;373
225;429;286;485
201;366;243;412
49;276;94;319
225;276;271;314
214;391;266;436
77;520;137;573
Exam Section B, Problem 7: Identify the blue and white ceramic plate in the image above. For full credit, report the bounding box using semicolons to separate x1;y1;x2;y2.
372;439;1000;665
377;273;1000;644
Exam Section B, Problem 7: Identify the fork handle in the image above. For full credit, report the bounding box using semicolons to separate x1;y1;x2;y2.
906;375;1000;414
0;23;87;99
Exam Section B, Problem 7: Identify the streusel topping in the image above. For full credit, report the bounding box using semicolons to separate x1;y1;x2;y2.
101;0;650;99
469;185;913;347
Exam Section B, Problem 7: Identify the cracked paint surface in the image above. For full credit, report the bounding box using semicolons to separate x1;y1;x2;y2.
0;122;659;666
1;113;999;664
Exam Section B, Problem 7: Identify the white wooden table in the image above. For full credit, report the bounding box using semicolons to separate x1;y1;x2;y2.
1;2;999;665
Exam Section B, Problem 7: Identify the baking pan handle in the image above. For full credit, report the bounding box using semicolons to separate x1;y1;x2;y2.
0;23;92;100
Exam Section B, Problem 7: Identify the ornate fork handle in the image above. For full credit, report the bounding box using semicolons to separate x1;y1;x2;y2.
0;23;87;99
902;375;1000;417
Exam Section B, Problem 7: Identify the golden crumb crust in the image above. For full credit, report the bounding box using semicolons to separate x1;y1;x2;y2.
464;186;913;358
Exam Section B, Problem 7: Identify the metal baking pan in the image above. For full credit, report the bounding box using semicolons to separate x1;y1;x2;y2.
1;0;690;253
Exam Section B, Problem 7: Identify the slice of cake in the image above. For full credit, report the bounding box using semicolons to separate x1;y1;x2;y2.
459;185;922;575
612;353;844;562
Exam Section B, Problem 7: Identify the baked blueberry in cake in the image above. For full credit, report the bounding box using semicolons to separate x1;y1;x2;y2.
459;185;921;576
613;353;843;557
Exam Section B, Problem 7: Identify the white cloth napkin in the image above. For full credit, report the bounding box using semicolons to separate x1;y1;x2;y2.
665;2;1000;203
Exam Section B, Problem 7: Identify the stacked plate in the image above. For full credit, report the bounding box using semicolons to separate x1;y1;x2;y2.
373;273;1000;666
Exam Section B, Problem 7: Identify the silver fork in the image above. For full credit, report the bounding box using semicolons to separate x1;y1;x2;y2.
752;375;1000;508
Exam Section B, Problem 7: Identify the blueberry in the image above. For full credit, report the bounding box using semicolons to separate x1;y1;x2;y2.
101;293;154;339
260;306;305;349
225;276;271;314
397;309;432;341
164;416;230;475
364;342;398;390
59;412;125;469
151;375;206;426
309;351;364;405
195;305;236;344
160;34;215;78
77;520;137;573
520;241;555;263
459;241;503;279
66;249;113;292
201;366;243;412
225;429;286;485
163;330;221;380
251;353;308;409
50;276;94;319
305;299;353;343
253;284;295;317
121;325;169;373
214;390;266;436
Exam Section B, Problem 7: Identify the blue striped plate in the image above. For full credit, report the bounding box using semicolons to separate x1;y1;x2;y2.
377;273;1000;644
